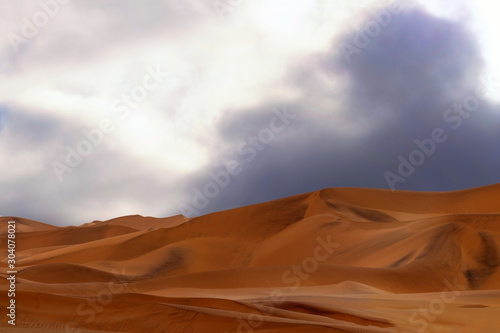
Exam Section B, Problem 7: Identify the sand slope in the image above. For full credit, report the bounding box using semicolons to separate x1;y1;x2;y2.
1;185;500;332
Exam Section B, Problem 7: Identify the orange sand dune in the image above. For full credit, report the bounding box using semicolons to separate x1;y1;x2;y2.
1;184;500;332
80;214;189;230
0;217;57;234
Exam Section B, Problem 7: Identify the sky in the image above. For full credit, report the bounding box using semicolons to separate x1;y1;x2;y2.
1;0;499;226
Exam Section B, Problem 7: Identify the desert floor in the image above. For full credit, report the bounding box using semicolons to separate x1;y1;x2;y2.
2;185;500;332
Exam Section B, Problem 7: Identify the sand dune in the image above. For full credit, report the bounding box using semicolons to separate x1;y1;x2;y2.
0;217;57;234
80;214;189;230
2;185;500;332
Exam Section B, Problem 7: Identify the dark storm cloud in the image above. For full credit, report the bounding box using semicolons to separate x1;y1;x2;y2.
179;6;500;216
331;8;482;126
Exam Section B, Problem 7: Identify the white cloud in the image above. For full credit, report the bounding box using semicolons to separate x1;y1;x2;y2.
0;0;498;225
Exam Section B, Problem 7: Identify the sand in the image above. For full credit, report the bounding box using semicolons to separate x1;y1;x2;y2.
1;184;500;332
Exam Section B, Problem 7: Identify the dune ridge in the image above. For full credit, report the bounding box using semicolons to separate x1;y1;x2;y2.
2;185;500;332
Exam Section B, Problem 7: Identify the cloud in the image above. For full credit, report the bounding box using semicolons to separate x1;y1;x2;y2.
179;6;500;217
1;0;214;67
0;105;9;132
0;107;183;226
1;2;499;225
332;8;482;122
